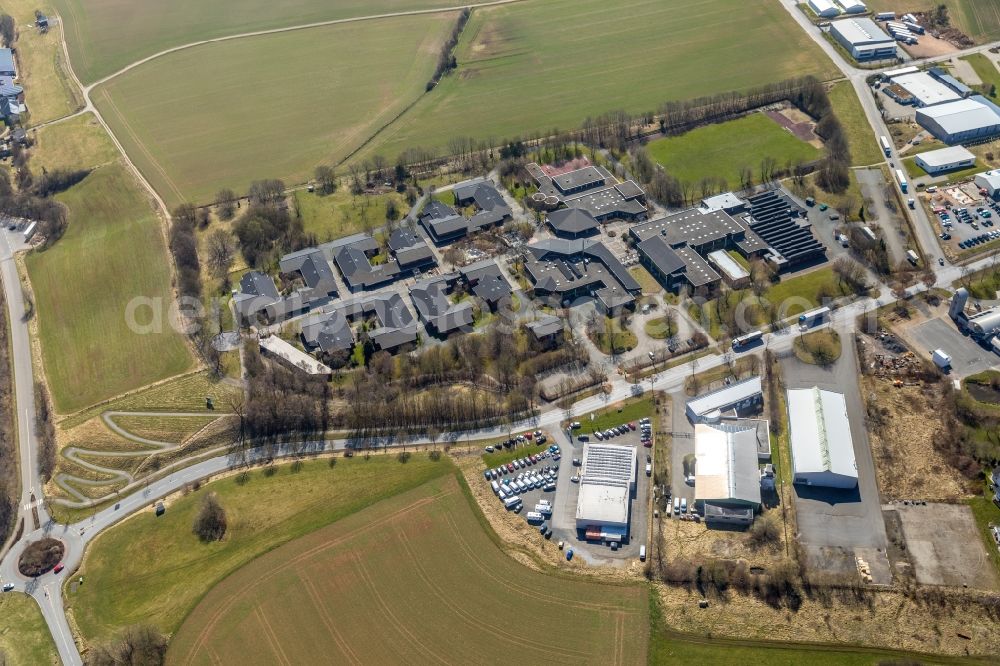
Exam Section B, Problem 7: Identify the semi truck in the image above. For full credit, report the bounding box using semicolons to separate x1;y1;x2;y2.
907;249;919;265
880;135;891;157
896;168;908;193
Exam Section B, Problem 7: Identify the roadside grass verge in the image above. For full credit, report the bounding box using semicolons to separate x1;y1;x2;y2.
646;113;820;190
578;395;653;434
828;81;883;166
25;164;193;414
0;592;59;664
66;454;453;644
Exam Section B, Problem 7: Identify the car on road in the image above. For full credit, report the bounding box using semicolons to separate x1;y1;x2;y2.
645;463;652;476
572;458;581;466
1;583;13;592
571;474;580;483
938;257;945;266
53;563;64;574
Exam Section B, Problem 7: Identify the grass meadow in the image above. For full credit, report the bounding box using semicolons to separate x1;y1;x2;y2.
92;13;455;207
24;164;193;414
869;0;1000;43
0;593;58;663
828;81;884;166
645;113;821;189
66;456;455;644
51;0;448;84
357;0;838;165
166;472;648;664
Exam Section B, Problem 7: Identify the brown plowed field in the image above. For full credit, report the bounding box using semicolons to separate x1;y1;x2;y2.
167;474;648;665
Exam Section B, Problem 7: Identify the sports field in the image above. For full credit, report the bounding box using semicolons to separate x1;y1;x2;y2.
67;456;454;644
869;0;1000;42
92;13;455;207
168;473;647;664
24;163;192;413
646;114;821;190
51;0;449;84
358;0;839;164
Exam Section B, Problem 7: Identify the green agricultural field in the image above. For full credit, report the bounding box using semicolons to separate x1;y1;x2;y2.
869;0;1000;42
0;593;59;664
31;113;121;173
25;164;193;414
646;114;821;190
359;0;838;164
828;81;883;166
67;455;453;644
52;0;448;84
92;13;456;207
293;188;411;242
168;473;647;664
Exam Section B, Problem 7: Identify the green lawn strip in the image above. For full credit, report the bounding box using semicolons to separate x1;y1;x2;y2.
25;165;193;414
645;316;678;340
432;189;457;206
59;371;239;430
647;113;820;190
963;53;1000;95
92;13;455;206
762;267;850;317
967;489;1000;577
630;265;663;295
67;454;453;643
293;188;411;243
482;440;554;468
727;250;751;270
588;317;638;354
0;593;59;664
828;80;883;166
356;0;837;164
578;396;653;434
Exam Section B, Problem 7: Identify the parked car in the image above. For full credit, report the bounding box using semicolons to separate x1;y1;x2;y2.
571;475;580;483
572;458;581;466
570;421;582;429
485;446;495;453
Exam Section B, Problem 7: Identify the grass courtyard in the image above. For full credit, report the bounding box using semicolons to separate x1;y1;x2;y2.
92;13;456;206
646;113;821;190
25;164;193;414
292;188;411;242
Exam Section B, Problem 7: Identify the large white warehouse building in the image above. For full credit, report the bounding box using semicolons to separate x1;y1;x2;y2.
916;97;1000;144
787;387;858;488
836;0;866;12
575;443;636;540
694;423;761;509
808;0;841;17
915;146;976;174
829;17;897;61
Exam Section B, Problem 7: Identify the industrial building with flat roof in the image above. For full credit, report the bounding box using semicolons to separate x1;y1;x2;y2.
916;97;1000;144
829;17;896;61
975;170;1000;196
914;145;976;174
694;423;762;510
707;250;750;288
807;0;841;17
526;162;648;222
686;376;764;423
787;388;858;488
890;71;961;107
575;443;637;539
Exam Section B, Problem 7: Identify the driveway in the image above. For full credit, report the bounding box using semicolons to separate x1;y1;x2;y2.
779;332;891;583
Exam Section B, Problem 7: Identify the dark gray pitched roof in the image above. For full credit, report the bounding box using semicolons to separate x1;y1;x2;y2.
547;208;599;235
526;314;563;339
239;271;280;299
301;311;354;353
409;281;474;334
637;235;685;276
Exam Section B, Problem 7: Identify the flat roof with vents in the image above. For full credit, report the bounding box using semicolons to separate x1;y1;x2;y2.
575;443;637;530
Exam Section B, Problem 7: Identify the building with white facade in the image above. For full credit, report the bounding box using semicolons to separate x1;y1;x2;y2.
829;17;897;61
575;443;637;540
914;146;976;174
787;388;858;488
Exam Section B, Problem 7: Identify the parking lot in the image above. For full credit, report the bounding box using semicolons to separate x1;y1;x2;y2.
910;317;996;377
928;197;1000;253
480;416;653;564
779;338;891;584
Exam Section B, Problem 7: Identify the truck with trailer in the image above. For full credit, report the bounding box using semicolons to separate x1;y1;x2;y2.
875;11;895;20
798;306;830;328
880;135;891;157
732;330;763;349
896;169;908;193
